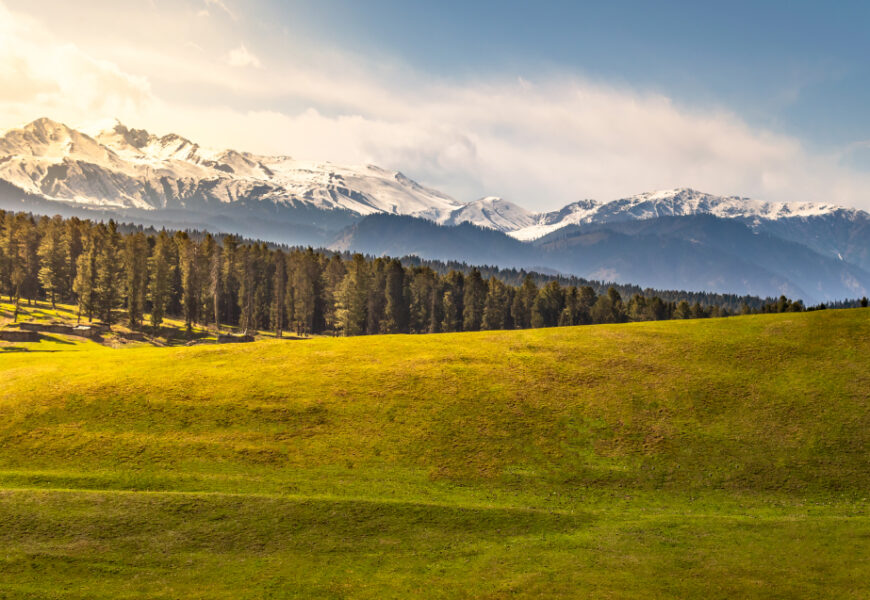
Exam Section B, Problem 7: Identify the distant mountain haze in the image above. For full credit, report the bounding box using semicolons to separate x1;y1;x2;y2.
1;118;868;303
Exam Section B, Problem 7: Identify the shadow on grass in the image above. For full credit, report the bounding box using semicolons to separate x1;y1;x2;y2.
38;334;76;345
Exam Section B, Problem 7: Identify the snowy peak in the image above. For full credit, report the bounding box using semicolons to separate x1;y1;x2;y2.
508;188;867;241
0;117;465;218
1;118;866;244
617;188;855;221
0;118;120;165
444;196;535;231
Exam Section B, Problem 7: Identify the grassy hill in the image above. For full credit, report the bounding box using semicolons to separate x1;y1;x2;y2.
0;309;868;598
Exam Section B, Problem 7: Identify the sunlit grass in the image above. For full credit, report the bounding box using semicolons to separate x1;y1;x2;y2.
0;308;868;598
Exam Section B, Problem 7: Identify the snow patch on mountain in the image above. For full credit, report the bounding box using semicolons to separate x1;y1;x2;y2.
0;118;465;218
509;188;866;241
2;119;867;243
442;196;535;231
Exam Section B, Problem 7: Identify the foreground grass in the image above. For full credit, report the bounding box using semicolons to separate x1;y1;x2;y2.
0;309;868;598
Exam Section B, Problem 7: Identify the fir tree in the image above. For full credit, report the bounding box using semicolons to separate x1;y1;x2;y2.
37;215;69;308
149;231;173;328
73;231;97;323
482;277;511;330
383;259;409;333
271;249;286;337
93;221;122;323
336;254;370;336
462;268;486;331
123;232;149;328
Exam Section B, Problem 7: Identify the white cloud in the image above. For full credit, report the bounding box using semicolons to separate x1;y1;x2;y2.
203;0;235;21
0;3;151;120
226;44;261;69
0;0;869;212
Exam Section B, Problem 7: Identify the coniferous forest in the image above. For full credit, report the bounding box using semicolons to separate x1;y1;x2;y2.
1;210;864;336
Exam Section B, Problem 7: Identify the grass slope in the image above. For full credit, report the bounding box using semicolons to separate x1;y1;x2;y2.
0;300;286;351
0;309;868;598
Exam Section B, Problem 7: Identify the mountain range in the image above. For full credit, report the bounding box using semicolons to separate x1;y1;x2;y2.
1;117;868;303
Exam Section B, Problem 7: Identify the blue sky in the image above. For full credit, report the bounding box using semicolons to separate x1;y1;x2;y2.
1;0;869;210
271;0;869;147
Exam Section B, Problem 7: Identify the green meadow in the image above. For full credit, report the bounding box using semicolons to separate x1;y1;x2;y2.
0;308;868;598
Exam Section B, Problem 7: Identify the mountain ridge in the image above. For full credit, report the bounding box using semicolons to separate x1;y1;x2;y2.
2;117;869;301
3;117;867;235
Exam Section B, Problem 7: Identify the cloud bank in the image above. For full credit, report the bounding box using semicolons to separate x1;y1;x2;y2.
0;1;868;211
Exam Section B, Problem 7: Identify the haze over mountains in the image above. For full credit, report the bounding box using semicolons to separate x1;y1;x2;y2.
1;118;868;303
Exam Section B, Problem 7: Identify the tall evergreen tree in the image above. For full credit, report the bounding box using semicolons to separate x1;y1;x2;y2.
482;277;511;330
176;232;199;331
383;259;409;333
271;249;286;337
336;254;370;336
149;230;173;328
73;231;97;323
16;215;40;308
511;275;537;329
322;254;347;332
462;268;486;331
123;232;149;328
37;215;69;308
366;258;387;335
221;235;240;326
209;238;222;330
93;221;122;323
531;280;564;328
290;248;322;335
64;218;84;304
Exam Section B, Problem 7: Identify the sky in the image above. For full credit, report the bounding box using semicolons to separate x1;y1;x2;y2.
1;0;869;211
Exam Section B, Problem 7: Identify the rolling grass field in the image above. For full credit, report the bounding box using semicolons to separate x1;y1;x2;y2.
0;308;868;598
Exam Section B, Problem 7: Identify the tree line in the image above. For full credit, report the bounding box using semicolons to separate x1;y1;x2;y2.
1;211;863;337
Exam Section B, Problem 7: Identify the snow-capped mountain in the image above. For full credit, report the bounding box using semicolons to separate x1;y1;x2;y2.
0;118;464;219
2;117;869;301
3;119;864;243
509;188;867;241
443;196;536;232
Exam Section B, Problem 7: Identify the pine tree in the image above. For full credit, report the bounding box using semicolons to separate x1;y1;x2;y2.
149;230;173;328
0;212;7;303
322;254;347;332
197;234;217;327
576;286;597;325
17;215;40;308
73;231;97;323
271;249;286;337
5;215;30;320
221;235;239;326
238;245;256;334
210;239;222;331
93;221;122;323
531;280;564;327
290;248;320;335
335;254;370;336
674;300;692;319
176;232;198;331
383;259;409;333
482;277;511;330
558;286;580;327
462;268;486;331
123;232;149;328
366;258;387;335
37;216;69;308
511;275;537;329
64;218;84;304
409;269;439;334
